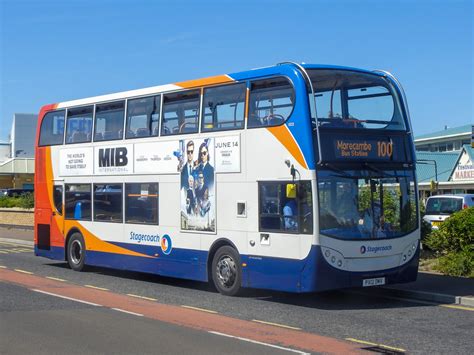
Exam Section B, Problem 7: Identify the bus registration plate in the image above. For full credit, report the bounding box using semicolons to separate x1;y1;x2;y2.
362;277;385;287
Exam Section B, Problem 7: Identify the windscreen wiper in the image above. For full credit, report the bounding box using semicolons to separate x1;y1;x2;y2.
321;163;353;178
363;163;397;178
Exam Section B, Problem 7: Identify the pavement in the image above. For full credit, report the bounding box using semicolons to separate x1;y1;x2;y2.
1;225;473;307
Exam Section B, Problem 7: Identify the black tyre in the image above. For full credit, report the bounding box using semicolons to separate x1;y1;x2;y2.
212;246;242;296
67;232;86;271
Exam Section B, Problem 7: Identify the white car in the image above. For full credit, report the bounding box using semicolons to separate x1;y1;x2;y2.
423;194;474;229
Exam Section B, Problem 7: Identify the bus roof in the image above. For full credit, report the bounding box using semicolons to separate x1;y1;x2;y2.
44;63;384;112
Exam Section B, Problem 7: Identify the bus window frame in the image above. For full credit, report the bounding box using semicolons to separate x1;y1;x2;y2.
124;94;162;140
201;82;247;133
65;105;95;145
64;183;92;221
93;100;126;142
124;182;159;225
53;184;64;216
38;110;66;147
246;75;296;130
160;89;201;137
93;183;124;223
258;180;313;235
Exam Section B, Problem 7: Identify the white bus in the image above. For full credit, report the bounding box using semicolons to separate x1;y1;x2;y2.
35;63;419;295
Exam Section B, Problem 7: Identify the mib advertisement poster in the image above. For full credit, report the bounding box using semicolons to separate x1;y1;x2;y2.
178;138;216;232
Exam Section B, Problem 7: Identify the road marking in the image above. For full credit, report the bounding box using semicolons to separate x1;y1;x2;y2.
441;304;474;312
0;239;33;247
14;269;33;274
112;308;144;317
15;248;33;252
348;289;473;312
346;338;406;352
126;293;157;301
85;284;109;291
31;289;101;306
181;305;218;314
209;331;310;355
0;241;28;247
252;319;301;330
11;248;31;253
0;249;20;253
46;276;67;282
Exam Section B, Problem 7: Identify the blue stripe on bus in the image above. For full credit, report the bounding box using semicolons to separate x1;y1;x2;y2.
229;63;316;169
35;246;64;260
34;243;418;293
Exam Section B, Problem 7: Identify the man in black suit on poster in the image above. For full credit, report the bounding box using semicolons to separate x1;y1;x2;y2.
181;140;195;189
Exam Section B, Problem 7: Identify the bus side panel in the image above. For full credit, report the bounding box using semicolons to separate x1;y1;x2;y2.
242;255;306;292
83;249;207;282
95;241;208;282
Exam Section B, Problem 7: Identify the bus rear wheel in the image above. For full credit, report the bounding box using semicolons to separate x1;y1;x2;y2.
67;232;86;271
212;246;242;296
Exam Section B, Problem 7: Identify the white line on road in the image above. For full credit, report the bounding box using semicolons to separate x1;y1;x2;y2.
0;238;34;247
31;289;101;307
14;269;33;274
46;276;67;282
181;305;218;314
126;293;157;301
111;308;144;317
252;319;301;330
85;284;109;291
209;331;310;355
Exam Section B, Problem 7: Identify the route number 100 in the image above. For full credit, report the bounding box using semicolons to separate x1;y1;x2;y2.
377;141;393;158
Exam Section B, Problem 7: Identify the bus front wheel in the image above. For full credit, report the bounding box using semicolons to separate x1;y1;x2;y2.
212;246;242;296
67;232;86;272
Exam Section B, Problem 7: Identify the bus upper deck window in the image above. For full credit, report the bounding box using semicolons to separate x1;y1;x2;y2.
161;90;200;136
202;83;246;132
39;110;65;146
94;101;125;142
66;106;93;144
126;96;161;139
248;77;294;128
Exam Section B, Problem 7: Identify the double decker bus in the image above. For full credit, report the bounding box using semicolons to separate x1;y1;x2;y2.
35;63;419;295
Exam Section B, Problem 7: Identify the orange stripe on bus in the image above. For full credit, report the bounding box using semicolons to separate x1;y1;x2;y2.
267;125;308;169
175;75;233;89
127;194;158;197
64;220;156;259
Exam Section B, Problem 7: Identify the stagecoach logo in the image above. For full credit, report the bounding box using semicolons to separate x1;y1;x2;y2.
161;234;172;255
360;245;392;254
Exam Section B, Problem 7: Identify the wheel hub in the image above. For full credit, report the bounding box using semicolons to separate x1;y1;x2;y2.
70;240;83;265
216;256;236;288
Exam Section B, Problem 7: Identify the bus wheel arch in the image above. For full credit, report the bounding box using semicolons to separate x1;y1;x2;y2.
66;229;86;271
208;239;242;296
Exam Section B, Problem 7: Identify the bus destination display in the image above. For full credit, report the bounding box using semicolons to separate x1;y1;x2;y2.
335;139;394;160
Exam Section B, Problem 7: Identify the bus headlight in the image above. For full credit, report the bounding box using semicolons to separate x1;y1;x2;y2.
401;242;418;265
321;247;345;270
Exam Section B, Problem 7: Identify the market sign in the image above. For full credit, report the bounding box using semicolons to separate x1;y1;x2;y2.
452;164;474;181
451;148;474;181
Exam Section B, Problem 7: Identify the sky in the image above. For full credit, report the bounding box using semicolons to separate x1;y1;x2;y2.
0;0;473;142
